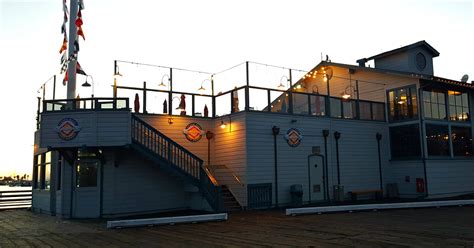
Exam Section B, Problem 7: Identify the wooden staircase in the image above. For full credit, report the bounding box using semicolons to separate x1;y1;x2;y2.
131;115;222;212
221;185;242;212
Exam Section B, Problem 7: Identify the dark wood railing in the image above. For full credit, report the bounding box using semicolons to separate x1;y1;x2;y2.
0;190;32;210
131;115;221;211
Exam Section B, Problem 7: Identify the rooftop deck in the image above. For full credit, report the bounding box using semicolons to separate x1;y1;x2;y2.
1;207;473;247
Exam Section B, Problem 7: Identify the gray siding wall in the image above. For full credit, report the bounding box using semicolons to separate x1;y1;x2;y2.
137;113;248;207
213;113;247;206
426;160;474;197
101;149;188;216
32;190;51;214
374;47;434;75
39;111;131;148
388;160;425;198
245;112;390;206
305;65;420;103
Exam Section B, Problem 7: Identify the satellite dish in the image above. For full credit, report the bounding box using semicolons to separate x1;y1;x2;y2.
461;74;469;83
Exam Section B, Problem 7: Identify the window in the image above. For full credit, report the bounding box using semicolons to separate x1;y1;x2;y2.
359;101;371;120
425;124;450;156
423;90;446;120
292;93;308;115
389;124;421;158
330;98;342;118
33;154;41;189
342;100;356;119
372;103;385;121
451;126;473;157
388;86;418;122
44;152;51;190
310;95;325;116
76;161;98;187
448;91;470;121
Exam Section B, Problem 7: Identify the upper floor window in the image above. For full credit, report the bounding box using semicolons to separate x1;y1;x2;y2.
389;124;421;158
423;90;446;120
448;91;470;122
388;86;418;122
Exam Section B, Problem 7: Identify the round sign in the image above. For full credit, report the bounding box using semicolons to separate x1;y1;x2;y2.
183;123;204;142
56;118;81;140
285;128;303;147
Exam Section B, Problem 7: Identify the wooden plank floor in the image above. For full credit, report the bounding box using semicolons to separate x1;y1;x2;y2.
0;207;473;247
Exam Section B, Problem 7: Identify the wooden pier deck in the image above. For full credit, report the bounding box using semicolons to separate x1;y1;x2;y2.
1;206;473;247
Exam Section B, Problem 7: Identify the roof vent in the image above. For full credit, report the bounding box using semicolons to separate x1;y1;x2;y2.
460;74;469;83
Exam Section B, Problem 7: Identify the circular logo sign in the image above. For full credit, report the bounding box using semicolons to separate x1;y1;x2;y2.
56;118;81;141
285;128;303;147
183;123;204;142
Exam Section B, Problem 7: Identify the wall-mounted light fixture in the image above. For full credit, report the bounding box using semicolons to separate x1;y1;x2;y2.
168;116;174;124
159;74;170;89
81;74;95;98
312;85;319;94
172;96;185;113
277;75;290;90
198;78;211;95
220;120;226;129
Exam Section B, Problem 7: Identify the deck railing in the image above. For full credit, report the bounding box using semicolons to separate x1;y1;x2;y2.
0;190;32;210
131;115;221;211
42;97;129;112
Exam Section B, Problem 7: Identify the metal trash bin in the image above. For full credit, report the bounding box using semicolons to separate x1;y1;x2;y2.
290;184;303;207
333;185;345;202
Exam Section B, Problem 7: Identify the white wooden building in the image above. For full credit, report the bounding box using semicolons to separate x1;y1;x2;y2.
32;41;474;218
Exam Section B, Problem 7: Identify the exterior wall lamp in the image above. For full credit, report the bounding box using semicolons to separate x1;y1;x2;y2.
159;74;170;89
198;78;211;95
167;116;174;125
81;74;95;98
220;120;226;129
277;76;290;90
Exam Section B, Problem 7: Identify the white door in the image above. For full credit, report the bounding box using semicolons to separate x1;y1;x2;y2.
73;160;101;218
309;155;324;202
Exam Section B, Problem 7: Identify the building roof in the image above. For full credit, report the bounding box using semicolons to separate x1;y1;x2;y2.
308;61;474;89
365;40;440;61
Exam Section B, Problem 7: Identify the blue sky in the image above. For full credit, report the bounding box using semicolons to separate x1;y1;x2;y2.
0;0;472;176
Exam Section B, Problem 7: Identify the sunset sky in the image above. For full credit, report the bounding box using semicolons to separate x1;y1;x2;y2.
0;0;472;176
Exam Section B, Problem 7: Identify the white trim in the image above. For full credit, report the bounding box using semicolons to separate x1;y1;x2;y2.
286;200;474;216
107;213;228;229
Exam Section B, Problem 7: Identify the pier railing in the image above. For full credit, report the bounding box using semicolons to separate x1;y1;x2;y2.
0;190;32;210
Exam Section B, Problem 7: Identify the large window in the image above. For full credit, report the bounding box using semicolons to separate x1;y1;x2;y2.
448;91;470;122
425;124;450;156
423;90;446;120
389;124;421;158
33;152;51;190
451;126;473;157
388;86;418;122
76;161;98;188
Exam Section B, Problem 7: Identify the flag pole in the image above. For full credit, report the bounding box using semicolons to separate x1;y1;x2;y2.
67;0;78;101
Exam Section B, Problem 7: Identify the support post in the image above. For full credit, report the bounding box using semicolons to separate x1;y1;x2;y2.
66;0;79;101
334;131;341;185
245;61;250;111
143;81;147;114
272;126;280;207
53;75;57;100
169;68;173;115
376;133;383;193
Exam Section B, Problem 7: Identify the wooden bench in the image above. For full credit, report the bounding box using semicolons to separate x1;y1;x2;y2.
349;189;383;201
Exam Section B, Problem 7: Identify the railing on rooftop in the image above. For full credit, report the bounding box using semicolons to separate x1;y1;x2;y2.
37;61;387;127
42;97;129;112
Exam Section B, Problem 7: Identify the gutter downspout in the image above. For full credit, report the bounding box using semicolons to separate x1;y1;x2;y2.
376;133;383;193
272;126;280;207
322;130;330;201
418;86;429;197
334;131;341;185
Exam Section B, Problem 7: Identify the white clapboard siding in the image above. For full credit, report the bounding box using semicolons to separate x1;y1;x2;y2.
101;149;188;216
388;160;425;198
426;160;474;197
245;111;390;205
323;65;420;103
39;111;131;148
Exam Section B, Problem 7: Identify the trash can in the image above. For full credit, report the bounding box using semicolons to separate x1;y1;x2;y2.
333;185;344;202
290;184;303;207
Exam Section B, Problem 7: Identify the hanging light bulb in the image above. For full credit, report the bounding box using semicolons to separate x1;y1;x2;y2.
323;75;328;82
220;121;226;129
